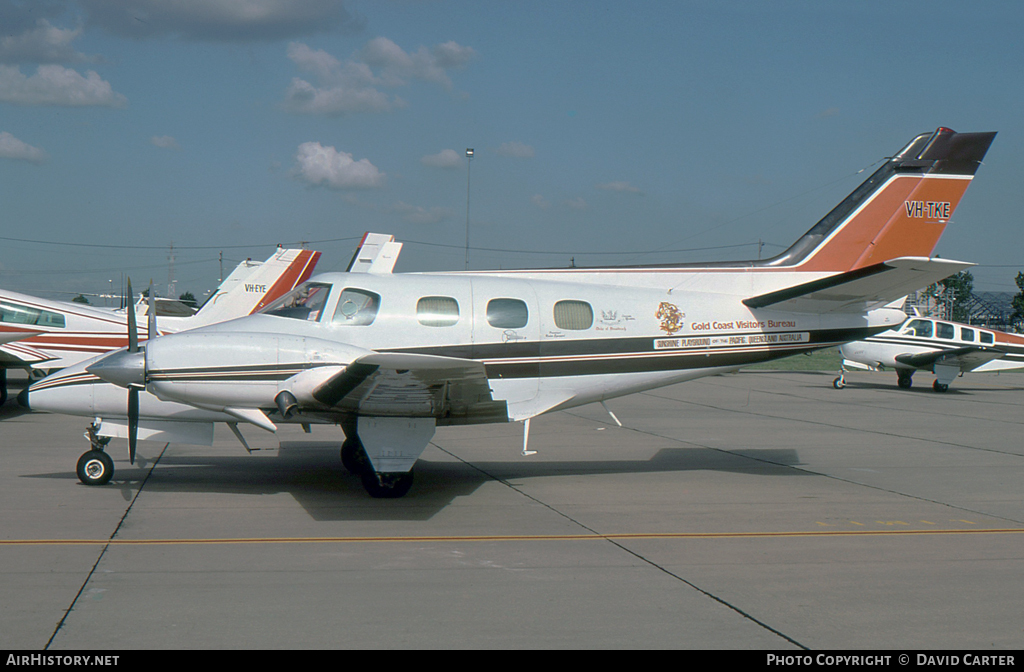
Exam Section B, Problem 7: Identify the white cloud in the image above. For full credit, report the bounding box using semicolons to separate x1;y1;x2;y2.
0;131;47;163
530;194;550;209
421;149;462;169
284;76;397;116
0;64;127;107
0;20;94;64
496;141;534;158
283;37;475;117
79;0;364;42
293;142;385;190
596;181;642;194
390;201;453;224
360;37;476;90
150;135;180;150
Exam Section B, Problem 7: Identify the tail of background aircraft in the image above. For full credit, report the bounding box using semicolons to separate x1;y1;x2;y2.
187;248;320;328
762;127;996;273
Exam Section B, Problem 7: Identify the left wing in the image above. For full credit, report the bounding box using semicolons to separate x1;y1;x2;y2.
895;346;1005;373
743;257;974;314
312;352;508;425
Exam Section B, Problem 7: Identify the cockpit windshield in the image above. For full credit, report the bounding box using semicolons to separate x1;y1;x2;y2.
260;282;332;321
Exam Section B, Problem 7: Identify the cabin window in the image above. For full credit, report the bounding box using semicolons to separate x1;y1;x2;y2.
980;332;994;344
487;298;528;329
417;296;460;327
332;288;381;326
261;282;332;321
903;319;932;338
960;327;975;342
553;300;594;330
936;322;955;340
0;302;66;328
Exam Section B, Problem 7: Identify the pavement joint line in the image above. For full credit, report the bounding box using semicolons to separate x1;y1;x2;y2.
5;527;1024;547
593;398;1024;527
44;443;169;650
436;443;811;650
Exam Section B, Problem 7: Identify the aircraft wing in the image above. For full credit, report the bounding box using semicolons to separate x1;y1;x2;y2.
743;257;974;314
894;346;1005;373
0;340;55;365
0;329;39;345
311;351;507;424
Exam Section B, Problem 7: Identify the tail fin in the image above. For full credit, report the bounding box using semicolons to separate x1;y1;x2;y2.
189;248;320;327
767;127;995;272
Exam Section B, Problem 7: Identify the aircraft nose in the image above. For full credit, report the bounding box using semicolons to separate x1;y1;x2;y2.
86;350;146;389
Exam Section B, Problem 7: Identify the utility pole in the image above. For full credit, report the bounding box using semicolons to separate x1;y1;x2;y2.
465;148;474;270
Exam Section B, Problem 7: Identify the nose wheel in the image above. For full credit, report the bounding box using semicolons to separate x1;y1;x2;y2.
77;422;114;486
77;450;114;486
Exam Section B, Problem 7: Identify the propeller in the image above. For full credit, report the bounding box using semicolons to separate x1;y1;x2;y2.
85;278;155;465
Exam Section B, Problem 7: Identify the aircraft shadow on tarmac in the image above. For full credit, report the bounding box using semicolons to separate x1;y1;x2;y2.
23;440;805;522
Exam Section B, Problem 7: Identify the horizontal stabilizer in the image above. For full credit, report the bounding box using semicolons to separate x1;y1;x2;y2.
743;257;974;314
895;346;1005;373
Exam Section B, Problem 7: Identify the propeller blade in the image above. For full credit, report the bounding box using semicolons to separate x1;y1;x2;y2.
128;386;139;465
147;280;157;342
126;278;138;354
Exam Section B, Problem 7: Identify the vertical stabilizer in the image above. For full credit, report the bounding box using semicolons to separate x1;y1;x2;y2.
766;128;995;273
189;248;320;327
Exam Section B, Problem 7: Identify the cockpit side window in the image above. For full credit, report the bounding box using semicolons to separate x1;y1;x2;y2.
332;288;380;326
261;282;332;321
903;319;933;338
0;302;66;328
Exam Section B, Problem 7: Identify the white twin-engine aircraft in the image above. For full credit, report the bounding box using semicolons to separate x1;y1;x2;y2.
0;248;320;405
25;127;996;498
834;315;1024;392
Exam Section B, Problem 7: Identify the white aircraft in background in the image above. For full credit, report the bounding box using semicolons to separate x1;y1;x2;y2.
24;127;996;498
833;314;1024;392
0;247;320;404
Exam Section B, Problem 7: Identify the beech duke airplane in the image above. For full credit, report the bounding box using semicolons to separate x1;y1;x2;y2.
24;127;996;498
833;314;1024;392
0;247;320;405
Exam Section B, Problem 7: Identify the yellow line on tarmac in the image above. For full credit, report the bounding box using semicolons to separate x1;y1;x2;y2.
2;527;1023;547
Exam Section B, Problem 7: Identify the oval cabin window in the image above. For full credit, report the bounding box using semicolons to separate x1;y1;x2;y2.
417;296;459;327
553;300;593;330
487;298;528;329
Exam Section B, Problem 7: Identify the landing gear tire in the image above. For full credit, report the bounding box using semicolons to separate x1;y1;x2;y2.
0;369;7;406
361;470;414;499
933;380;949;393
341;437;370;475
77;450;114;486
897;373;913;389
833;376;845;389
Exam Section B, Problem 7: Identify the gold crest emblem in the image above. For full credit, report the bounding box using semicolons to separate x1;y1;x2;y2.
656;301;684;335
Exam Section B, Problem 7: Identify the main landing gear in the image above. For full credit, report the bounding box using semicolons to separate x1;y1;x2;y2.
897;371;914;389
76;422;114;486
341;434;415;499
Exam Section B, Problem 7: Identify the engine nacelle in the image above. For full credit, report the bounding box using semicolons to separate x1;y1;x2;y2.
145;331;369;411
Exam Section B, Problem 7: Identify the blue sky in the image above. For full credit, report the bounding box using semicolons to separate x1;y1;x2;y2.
1;0;1022;303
